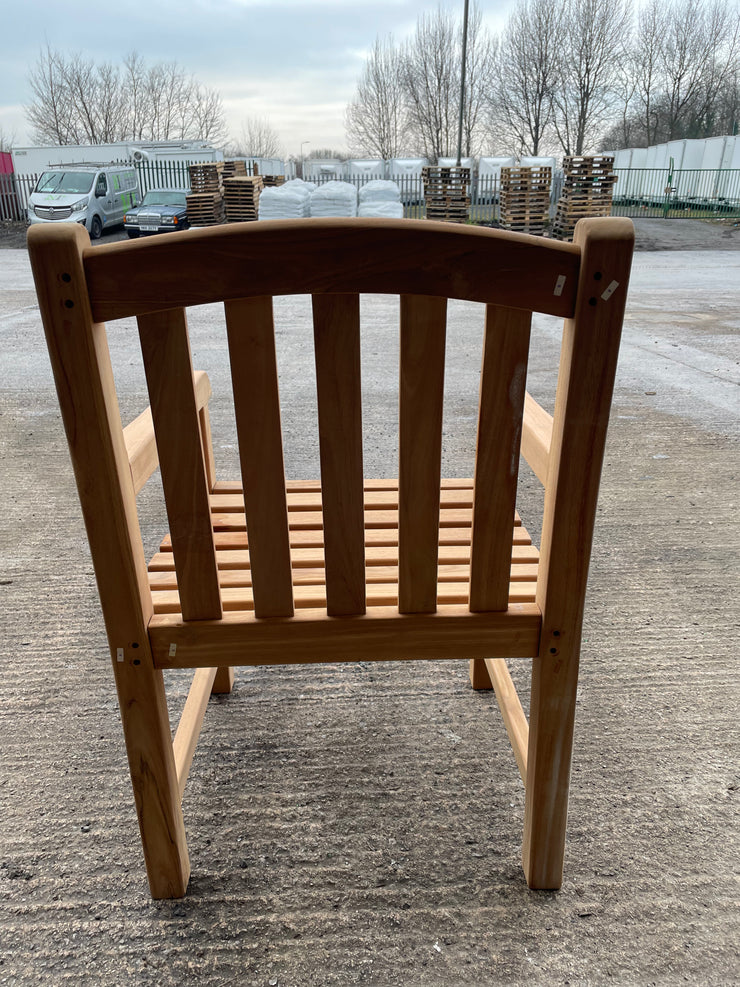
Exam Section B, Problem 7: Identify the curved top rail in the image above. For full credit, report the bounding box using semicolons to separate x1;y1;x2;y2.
76;218;581;322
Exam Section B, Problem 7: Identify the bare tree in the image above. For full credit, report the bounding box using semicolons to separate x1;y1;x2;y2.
550;0;632;156
607;45;642;149
122;52;150;141
715;65;740;136
489;0;563;155
27;46;75;144
401;8;460;160
343;5;493;160
613;0;740;146
630;0;667;147
658;0;740;139
231;117;283;158
308;148;350;160
26;47;227;145
346;36;410;158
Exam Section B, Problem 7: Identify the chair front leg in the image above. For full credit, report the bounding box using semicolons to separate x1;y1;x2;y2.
114;656;190;898
521;643;580;890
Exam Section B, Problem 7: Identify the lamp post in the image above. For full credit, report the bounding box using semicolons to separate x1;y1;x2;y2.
300;141;310;179
456;0;470;167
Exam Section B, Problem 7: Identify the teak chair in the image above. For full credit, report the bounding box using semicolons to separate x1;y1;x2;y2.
29;216;634;899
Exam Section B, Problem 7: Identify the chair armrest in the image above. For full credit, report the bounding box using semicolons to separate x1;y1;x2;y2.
124;370;213;494
521;391;552;486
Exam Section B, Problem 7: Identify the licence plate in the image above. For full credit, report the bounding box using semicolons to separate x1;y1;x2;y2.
140;225;159;231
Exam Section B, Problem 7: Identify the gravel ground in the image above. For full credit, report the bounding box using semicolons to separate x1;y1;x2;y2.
0;227;738;986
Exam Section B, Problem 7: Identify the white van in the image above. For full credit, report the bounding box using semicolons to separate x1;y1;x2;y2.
27;165;140;239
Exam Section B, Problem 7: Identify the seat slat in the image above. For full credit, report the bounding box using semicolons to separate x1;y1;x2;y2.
312;294;366;615
225;296;294;618
213;478;477;494
470;305;531;611
151;578;538;614
209;487;482;512
138;308;221;621
398;295;447;613
159;525;531;552
148;562;540;590
149;542;540;572
210;507;520;531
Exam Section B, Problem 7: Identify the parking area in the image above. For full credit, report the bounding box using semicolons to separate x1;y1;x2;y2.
0;223;738;985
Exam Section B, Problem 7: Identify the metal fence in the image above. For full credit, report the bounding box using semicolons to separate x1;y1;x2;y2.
4;163;739;224
612;168;740;218
135;159;192;194
0;172;36;221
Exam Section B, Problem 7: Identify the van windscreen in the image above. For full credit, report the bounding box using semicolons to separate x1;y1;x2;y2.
36;172;95;194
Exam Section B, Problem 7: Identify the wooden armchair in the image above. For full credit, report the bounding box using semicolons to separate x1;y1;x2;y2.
28;216;634;899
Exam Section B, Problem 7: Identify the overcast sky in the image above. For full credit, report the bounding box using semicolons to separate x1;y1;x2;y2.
0;0;517;157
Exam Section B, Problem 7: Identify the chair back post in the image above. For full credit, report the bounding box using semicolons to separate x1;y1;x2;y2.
27;223;153;653
27;223;190;898
524;216;634;888
536;217;634;658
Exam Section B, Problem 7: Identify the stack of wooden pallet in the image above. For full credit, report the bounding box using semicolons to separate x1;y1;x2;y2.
185;191;226;226
224;176;264;222
186;163;226;226
551;156;617;241
262;175;286;187
423;166;471;223
499;167;552;234
188;162;224;193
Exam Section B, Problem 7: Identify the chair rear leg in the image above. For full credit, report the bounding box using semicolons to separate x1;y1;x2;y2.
522;644;580;889
469;657;493;690
212;666;235;694
114;659;190;898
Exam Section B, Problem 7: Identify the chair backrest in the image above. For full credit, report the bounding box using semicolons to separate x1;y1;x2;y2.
28;217;634;651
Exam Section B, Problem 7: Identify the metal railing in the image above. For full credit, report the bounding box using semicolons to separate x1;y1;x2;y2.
612;168;740;218
0;172;37;221
4;163;739;224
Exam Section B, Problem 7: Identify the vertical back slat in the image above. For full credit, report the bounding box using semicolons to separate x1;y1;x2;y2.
138;309;222;621
398;294;447;613
312;294;366;616
469;305;531;611
225;296;294;618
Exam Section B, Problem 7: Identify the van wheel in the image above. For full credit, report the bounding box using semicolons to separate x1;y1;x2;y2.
90;215;103;240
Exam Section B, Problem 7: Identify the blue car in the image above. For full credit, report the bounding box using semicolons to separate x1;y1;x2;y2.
124;188;190;237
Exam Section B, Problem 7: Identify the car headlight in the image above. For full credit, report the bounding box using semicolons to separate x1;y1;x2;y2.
161;216;177;225
71;197;89;212
124;213;136;223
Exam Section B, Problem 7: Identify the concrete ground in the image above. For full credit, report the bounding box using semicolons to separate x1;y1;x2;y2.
0;220;738;985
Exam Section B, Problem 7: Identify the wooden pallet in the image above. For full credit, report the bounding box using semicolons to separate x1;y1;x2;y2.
262;175;285;187
425;195;471;206
422;166;471;180
562;155;614;174
501;166;552;181
426;205;469;215
501;195;550;206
